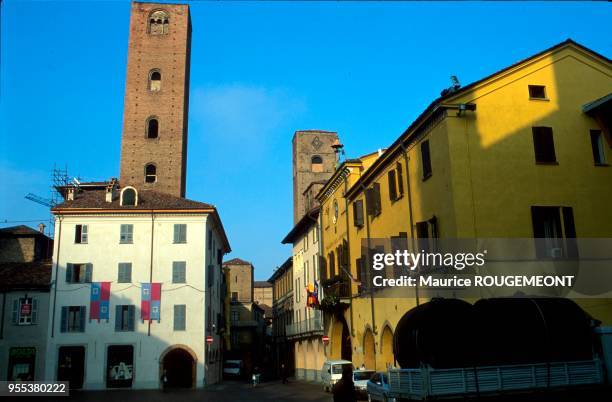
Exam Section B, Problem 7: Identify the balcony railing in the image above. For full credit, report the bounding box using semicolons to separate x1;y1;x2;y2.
286;315;324;338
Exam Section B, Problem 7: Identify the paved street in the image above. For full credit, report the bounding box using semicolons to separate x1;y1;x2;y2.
6;380;333;402
5;380;612;402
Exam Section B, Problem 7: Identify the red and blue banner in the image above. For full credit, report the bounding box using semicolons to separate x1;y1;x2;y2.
90;282;111;321
141;283;161;322
306;281;320;308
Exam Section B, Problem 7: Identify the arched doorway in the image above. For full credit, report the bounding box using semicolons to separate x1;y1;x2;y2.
380;326;394;369
330;316;352;361
363;329;376;370
160;345;196;388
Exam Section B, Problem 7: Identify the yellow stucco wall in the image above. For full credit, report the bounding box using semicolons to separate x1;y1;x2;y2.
318;42;612;369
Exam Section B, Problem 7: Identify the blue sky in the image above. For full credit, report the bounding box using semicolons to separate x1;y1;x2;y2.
1;1;610;279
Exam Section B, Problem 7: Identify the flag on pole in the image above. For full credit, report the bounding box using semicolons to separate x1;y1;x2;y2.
141;283;161;322
90;282;110;322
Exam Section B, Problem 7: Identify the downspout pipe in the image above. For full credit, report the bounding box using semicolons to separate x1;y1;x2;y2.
359;183;377;337
343;171;355;337
399;141;419;306
51;215;63;337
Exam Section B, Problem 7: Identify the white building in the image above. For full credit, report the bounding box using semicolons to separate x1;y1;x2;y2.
44;183;230;389
282;207;325;381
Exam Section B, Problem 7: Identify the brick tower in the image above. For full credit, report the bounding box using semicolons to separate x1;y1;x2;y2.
119;2;191;198
292;130;339;223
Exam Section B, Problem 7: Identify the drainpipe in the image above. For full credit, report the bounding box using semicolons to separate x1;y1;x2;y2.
148;212;155;337
51;215;63;337
400;142;419;306
317;204;328;359
343;170;355;337
360;183;377;338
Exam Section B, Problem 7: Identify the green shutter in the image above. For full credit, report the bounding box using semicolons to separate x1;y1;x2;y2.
396;163;404;196
12;299;19;324
60;307;68;332
79;306;86;332
66;263;73;283
115;305;122;331
388;170;397;200
85;264;93;283
128;305;135;331
32;298;38;324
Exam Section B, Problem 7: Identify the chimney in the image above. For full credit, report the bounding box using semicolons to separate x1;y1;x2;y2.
105;178;118;203
38;223;46;233
66;187;75;201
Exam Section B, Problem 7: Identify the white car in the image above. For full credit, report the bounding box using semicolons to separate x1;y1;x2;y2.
223;360;243;378
321;360;354;392
353;370;375;398
366;372;395;402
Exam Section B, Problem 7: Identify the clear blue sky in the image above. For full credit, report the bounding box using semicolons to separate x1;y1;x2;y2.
1;1;610;279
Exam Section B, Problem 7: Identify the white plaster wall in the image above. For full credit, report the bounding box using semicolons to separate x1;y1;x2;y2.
45;212;224;389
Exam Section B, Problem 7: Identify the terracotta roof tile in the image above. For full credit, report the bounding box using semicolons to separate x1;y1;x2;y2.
0;261;52;290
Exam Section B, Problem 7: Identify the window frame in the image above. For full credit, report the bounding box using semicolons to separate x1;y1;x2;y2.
532;126;558;164
119;224;134;244
144;163;157;183
75;224;88;244
421;139;432;180
590;130;607;166
528;85;548;100
172;261;187;284
117;262;132;283
173;224;187;244
173;304;186;331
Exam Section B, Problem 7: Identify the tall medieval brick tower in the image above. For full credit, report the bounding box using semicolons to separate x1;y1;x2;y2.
292;130;339;223
119;2;191;198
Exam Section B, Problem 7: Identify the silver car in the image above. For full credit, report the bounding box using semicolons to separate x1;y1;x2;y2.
366;372;395;402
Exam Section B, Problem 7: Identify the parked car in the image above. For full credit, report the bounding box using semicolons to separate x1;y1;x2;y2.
353;369;375;398
367;372;395;402
321;360;354;392
223;360;243;378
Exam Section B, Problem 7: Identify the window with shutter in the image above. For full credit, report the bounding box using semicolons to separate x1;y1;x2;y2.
75;224;88;244
172;261;186;283
173;224;187;243
31;298;38;324
388;169;398;201
531;206;577;259
66;263;91;283
372;182;382;216
590;130;606;165
174;305;186;331
118;263;132;283
353;200;364;227
532;127;557;163
60;306;68;332
396;162;404;196
421;140;432;179
120;224;133;244
12;299;19;324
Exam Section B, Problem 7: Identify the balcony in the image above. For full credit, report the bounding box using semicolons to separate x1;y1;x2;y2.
286;316;324;339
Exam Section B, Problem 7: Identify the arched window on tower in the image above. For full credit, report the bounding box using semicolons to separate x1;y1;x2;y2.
145;164;157;183
149;10;169;35
311;155;323;172
149;70;161;92
146;117;159;139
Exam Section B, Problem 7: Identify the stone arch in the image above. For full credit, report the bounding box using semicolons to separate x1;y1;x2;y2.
380;324;394;369
330;316;351;361
149;10;169;35
159;344;197;388
363;327;376;370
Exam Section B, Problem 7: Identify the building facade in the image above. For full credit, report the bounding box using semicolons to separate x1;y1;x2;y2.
44;185;230;389
282;209;325;381
0;225;53;381
318;40;612;371
269;258;294;378
223;258;267;376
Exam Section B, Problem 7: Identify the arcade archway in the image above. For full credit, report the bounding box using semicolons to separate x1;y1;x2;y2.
160;345;197;388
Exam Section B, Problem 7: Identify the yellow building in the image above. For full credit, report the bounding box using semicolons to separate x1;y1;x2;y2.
317;39;612;371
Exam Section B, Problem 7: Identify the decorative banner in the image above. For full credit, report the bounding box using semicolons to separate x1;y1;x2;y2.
141;283;161;322
90;282;111;322
306;281;320;308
